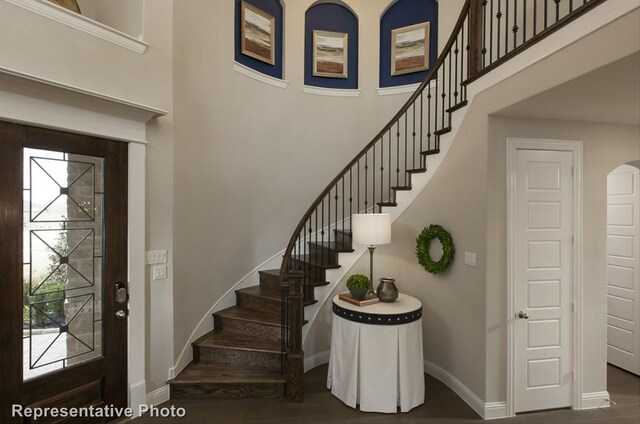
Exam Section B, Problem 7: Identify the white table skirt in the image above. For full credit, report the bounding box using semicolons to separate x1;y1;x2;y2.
327;294;424;413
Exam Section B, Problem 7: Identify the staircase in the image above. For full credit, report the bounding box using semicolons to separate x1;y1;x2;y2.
169;0;607;402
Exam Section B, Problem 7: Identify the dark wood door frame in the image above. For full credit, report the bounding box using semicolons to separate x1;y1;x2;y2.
0;121;128;423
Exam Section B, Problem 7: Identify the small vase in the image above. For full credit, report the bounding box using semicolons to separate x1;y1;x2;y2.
376;278;398;302
348;288;368;300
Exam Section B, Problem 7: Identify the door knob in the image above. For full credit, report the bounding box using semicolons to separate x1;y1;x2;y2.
517;311;529;319
115;310;127;319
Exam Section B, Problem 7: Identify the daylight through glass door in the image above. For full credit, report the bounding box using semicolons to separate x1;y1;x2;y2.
22;148;104;381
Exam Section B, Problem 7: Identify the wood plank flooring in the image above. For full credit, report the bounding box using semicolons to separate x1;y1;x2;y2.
135;364;639;423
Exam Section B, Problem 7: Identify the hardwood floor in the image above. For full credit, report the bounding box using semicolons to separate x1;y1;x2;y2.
134;364;639;423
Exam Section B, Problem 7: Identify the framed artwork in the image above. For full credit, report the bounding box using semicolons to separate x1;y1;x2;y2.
391;22;430;76
313;30;348;79
241;1;275;65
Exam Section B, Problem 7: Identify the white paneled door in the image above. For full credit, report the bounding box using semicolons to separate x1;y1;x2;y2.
607;164;640;375
515;149;574;413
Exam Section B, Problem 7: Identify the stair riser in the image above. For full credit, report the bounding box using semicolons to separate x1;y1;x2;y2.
236;292;281;314
259;272;282;291
214;314;281;341
194;346;281;369
171;383;284;400
333;231;352;250
307;245;339;264
289;261;326;283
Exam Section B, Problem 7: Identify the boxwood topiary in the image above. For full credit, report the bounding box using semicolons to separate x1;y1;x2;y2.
346;274;371;290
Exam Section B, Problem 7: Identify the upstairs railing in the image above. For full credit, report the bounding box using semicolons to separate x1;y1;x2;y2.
279;0;606;401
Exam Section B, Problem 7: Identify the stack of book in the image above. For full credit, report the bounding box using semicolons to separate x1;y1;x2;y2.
338;292;380;307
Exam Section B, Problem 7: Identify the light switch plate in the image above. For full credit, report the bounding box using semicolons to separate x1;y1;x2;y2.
146;250;167;265
153;265;167;280
464;251;477;267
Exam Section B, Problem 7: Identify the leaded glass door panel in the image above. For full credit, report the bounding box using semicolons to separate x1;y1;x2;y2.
0;121;128;423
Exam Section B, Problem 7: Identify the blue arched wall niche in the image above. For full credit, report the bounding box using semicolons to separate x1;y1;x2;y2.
305;3;359;89
235;0;284;79
380;0;438;88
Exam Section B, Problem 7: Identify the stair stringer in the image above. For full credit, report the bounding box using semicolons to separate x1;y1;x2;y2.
301;101;470;345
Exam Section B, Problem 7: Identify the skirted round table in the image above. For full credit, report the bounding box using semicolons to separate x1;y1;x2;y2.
327;293;424;413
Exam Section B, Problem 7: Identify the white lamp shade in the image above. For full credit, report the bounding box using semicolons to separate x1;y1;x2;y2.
352;213;391;246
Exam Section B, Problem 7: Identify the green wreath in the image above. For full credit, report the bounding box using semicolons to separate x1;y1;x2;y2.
416;224;455;274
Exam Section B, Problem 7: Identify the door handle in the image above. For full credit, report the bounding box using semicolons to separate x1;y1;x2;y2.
115;310;127;319
517;311;529;319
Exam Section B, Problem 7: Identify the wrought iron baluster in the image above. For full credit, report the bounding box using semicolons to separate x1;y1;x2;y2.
512;0;519;50
364;153;368;213
441;63;446;129
505;0;510;54
396;120;400;188
380;136;384;207
390;126;393;199
342;176;345;236
427;88;432;155
372;141;376;212
412;103;416;169
334;184;338;250
349;168;353;227
482;0;487;68
523;0;527;44
454;37;459;106
555;0;560;22
420;93;424;161
327;193;330;265
490;0;495;64
534;0;538;36
448;50;452;124
404;113;408;185
497;0;502;59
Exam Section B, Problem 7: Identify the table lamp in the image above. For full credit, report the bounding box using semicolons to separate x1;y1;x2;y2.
352;213;391;293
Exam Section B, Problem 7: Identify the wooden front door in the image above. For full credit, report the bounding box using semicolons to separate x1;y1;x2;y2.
0;121;128;423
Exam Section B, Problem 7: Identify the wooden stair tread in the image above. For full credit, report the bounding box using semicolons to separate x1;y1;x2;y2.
236;285;280;301
170;362;286;385
421;148;441;156
194;329;281;353
259;269;281;279
377;201;397;207
291;255;341;269
406;168;427;174
446;100;468;113
391;186;412;191
307;280;330;287
215;306;280;326
434;126;452;136
308;241;354;252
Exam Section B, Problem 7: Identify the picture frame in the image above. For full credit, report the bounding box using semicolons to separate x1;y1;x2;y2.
241;1;275;65
313;30;348;79
391;22;430;76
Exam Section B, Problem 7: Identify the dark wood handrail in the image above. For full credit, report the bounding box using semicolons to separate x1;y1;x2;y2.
279;0;472;281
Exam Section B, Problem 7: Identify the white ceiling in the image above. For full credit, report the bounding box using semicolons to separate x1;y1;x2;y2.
496;52;640;126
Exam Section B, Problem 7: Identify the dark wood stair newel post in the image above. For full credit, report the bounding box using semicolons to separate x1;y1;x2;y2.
285;271;304;401
468;0;484;79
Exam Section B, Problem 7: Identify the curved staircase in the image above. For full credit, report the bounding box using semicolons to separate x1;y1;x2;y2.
169;0;607;402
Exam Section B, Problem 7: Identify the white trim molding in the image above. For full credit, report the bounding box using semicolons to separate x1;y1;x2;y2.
0;66;166;143
303;85;361;97
0;67;166;418
4;0;148;54
424;360;507;420
580;391;611;410
506;138;583;417
146;385;171;406
233;62;289;89
377;79;438;96
304;351;331;373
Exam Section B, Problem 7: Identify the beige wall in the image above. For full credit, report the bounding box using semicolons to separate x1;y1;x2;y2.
485;117;640;400
0;0;175;393
170;0;468;363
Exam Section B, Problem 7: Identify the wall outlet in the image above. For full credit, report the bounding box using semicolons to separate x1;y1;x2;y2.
153;265;167;280
146;250;167;265
464;251;477;267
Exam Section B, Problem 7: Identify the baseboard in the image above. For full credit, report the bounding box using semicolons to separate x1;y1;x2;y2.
129;380;147;418
423;360;507;420
484;402;508;420
581;391;610;409
147;385;170;406
304;350;331;373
